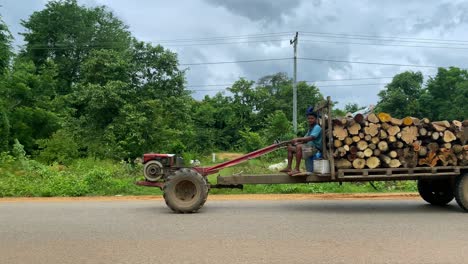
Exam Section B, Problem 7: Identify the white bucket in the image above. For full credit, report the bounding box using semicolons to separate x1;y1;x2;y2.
313;159;330;175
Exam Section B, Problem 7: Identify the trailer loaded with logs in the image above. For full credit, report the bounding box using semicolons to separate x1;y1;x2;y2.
137;96;468;213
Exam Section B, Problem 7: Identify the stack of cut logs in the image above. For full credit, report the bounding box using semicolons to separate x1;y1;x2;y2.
332;112;468;169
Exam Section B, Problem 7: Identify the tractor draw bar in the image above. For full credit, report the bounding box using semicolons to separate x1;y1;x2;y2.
193;141;291;176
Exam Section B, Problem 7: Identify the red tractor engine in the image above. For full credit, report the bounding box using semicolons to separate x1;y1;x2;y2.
143;153;177;182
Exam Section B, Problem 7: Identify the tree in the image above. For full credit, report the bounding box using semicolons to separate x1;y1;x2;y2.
67;42;192;159
20;0;131;93
424;67;468;120
1;59;60;153
0;15;12;75
376;71;424;118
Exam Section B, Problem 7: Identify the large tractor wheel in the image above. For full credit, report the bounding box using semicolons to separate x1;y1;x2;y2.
163;168;209;213
417;178;454;206
454;173;468;212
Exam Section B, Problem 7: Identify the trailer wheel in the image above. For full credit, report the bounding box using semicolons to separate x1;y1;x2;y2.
454;173;468;212
417;178;454;206
163;168;208;213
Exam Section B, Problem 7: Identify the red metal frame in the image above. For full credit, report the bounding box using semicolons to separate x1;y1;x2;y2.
143;153;174;166
193;141;290;176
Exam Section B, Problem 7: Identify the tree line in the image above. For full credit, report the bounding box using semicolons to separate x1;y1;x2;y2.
0;0;466;164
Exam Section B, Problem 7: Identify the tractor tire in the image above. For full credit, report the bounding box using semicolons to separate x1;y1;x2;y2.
417;178;454;206
454;173;468;212
163;168;208;213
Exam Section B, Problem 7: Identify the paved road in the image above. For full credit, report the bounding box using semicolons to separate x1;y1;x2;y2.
0;198;467;264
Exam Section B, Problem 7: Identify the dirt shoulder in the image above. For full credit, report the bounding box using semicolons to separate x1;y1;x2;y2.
0;193;419;202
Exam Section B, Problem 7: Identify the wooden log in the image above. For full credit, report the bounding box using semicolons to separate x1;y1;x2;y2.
411;117;421;126
432;123;447;132
363;148;373;157
371;137;380;145
419;127;427;137
353;158;366;169
438;148;458;166
412;141;421;152
364;134;372;141
357;140;368;151
389;150;398;159
402;117;413;126
367;113;379;123
381;122;390;130
432;120;450;128
398;147;418;168
341;118;348;126
418;151;439;167
344;137;353;146
401;126;419;145
364;123;379;137
347;154;357;162
377;112;392;123
354;113;365;124
334;147;347;157
388;135;397;143
443;143;452;149
334;139;343;148
386;125;400;136
427;142;439;153
352;136;361;143
356;151;365;159
380;130;388;140
368;143;376;150
452;144;463;154
379;154;391;165
431;131;440;140
349;146;358;155
366;157;380;169
377;141;389;152
373;149;381;156
421;118;430;125
333;125;348;140
418;146;428;157
359;132;365;139
390;118;403;126
389;159;402;168
392;141;404;149
336;159;352;169
443;130;456;143
348;123;361;135
452;120;462;129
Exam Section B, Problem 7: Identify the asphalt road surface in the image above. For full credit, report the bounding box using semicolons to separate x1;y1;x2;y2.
1;197;467;264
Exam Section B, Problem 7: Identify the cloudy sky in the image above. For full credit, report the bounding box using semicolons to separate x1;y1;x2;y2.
2;0;468;107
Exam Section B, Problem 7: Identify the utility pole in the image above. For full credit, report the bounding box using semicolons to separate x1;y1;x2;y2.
290;32;298;133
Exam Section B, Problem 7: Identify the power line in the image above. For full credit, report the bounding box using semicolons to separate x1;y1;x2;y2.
179;57;292;66
300;39;468;50
186;77;396;87
298;57;440;68
187;82;389;92
153;32;294;43
178;57;442;68
299;31;468;44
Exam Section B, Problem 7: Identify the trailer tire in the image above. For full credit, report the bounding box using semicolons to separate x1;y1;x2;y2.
163;169;208;213
454;173;468;212
417;178;454;206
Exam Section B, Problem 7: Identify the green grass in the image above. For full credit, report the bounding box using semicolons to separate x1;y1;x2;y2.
0;153;416;197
